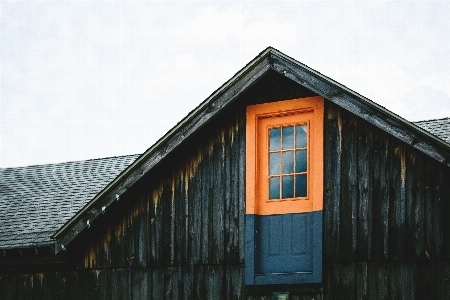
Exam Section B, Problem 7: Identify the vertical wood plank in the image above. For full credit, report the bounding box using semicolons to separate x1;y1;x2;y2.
212;128;225;264
388;140;406;260
54;271;70;300
356;120;373;261
238;111;246;263
15;273;32;300
405;147;425;260
372;130;390;260
110;268;130;300
323;102;341;261
151;267;164;299
367;262;388;300
205;265;224;300
201;139;213;264
33;272;53;300
0;274;16;300
225;264;244;300
131;268;149;300
339;112;357;261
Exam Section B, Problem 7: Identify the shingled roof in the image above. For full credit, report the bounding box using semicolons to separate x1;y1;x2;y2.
0;154;138;250
414;117;450;144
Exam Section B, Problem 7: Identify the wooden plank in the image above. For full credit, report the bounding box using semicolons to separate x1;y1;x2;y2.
356;261;368;300
323;102;341;261
225;264;244;300
0;274;16;300
339;111;358;261
32;272;53;300
68;270;89;300
110;268;130;300
164;266;181;300
212;128;225;264
161;171;173;266
149;174;163;265
367;262;388;300
356;120;373;261
201;140;213;264
205;265;224;300
224;117;234;264
388;140;406;260
151;267;164;299
405;146;425;260
238;112;246;263
54;271;70;300
387;263;416;299
131;268;149;300
15;273;33;300
181;265;193;300
372;130;390;260
190;147;203;265
192;265;205;299
436;261;450;298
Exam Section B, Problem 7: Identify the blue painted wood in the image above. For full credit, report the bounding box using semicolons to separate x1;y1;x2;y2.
245;214;255;285
246;211;322;285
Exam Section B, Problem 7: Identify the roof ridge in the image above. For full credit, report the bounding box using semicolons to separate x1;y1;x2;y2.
0;154;140;171
413;117;450;123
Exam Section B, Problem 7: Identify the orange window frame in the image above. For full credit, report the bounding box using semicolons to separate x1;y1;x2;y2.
246;96;324;216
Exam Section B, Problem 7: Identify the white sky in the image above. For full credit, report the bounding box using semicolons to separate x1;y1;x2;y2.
1;1;450;168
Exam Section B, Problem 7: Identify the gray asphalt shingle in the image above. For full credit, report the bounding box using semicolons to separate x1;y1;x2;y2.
0;154;138;249
414;117;450;144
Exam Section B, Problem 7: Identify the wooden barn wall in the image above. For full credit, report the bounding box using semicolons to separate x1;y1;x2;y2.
2;73;450;299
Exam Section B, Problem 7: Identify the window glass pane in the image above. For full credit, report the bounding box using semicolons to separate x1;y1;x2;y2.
282;126;294;149
282;175;294;198
269;152;280;175
296;125;307;148
282;151;294;174
269;177;280;199
295;175;307;197
295;150;307;173
269;128;280;151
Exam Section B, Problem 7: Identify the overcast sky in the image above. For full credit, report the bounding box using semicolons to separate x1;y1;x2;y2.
1;1;450;168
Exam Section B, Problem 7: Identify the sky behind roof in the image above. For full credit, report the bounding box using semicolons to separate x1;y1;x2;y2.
1;1;450;168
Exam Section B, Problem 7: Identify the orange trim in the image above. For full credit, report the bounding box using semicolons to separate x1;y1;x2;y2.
246;97;324;215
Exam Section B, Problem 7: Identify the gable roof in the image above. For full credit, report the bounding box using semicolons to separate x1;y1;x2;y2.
414;117;450;144
2;47;449;254
0;154;138;250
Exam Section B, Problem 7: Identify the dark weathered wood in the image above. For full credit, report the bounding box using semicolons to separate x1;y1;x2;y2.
356;120;373;261
131;268;149;300
405;146;425;260
0;274;16;299
16;273;33;300
339;112;358;261
372;130;390;260
388;139;406;260
214;127;226;265
323;102;341;262
151;267;164;299
110;268;130;300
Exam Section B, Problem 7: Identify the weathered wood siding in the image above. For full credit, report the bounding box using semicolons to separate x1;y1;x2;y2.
1;73;450;299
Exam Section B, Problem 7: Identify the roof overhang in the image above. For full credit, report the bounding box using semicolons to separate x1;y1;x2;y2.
51;47;450;254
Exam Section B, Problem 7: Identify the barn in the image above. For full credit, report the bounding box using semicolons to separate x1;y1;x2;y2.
1;47;450;299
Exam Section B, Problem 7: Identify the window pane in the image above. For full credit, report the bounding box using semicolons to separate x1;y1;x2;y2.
295;150;307;173
295;175;307;197
269;177;280;200
296;125;307;148
282;175;294;198
269;152;280;175
269;128;280;151
282;151;294;174
282;126;294;149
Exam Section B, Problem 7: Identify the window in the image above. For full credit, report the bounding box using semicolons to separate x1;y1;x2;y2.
245;96;324;285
